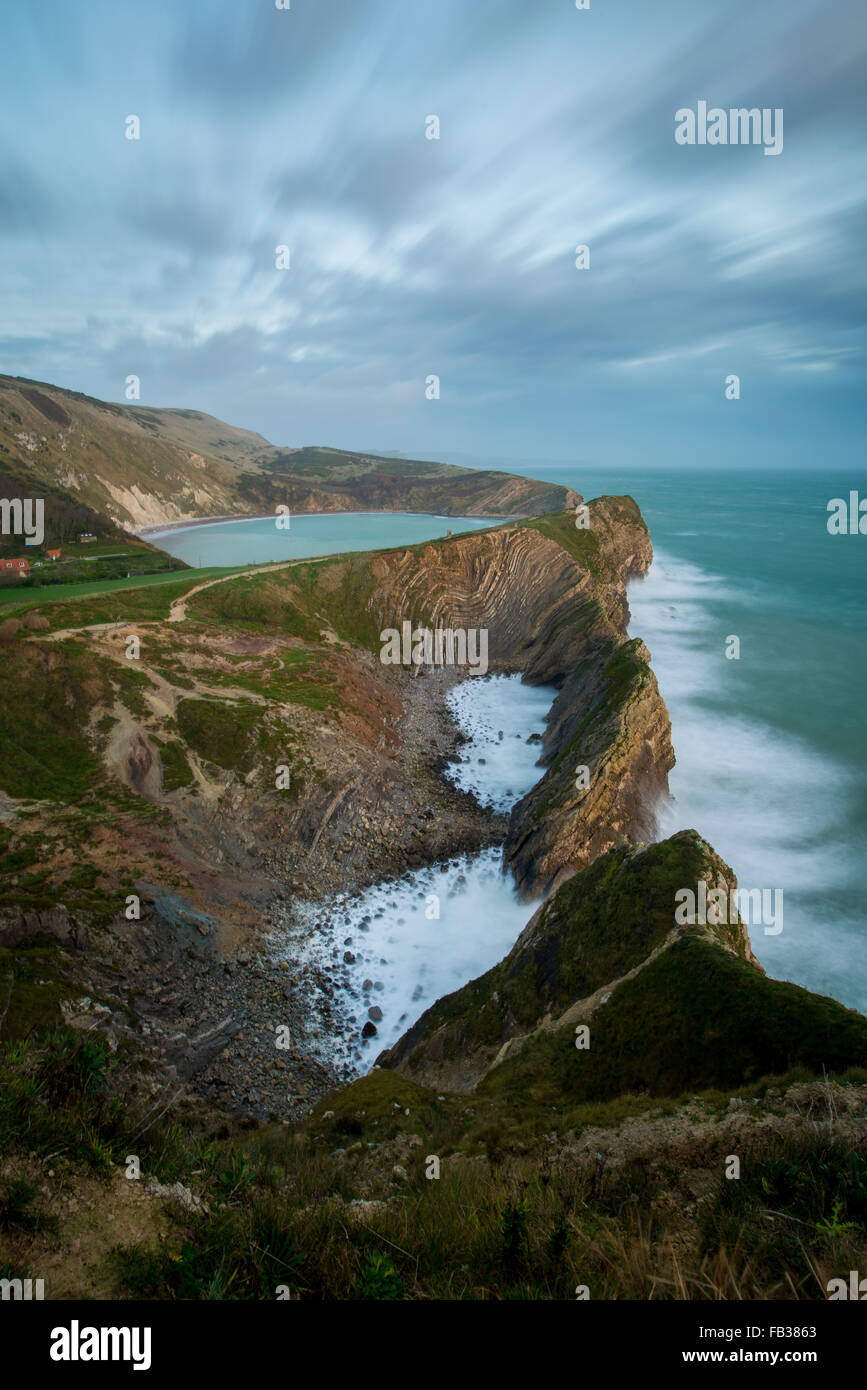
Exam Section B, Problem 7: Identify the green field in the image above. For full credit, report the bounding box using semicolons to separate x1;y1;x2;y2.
0;565;243;612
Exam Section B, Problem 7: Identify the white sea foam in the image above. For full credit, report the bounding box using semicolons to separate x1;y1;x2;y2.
628;552;863;1010
444;674;553;812
274;674;554;1075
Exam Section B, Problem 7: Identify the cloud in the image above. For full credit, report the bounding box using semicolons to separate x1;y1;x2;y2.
0;0;863;467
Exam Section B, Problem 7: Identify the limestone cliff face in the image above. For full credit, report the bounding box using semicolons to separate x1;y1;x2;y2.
367;496;650;673
503;635;674;899
366;497;673;899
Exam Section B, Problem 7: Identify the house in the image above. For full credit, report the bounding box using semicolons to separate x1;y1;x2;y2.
78;532;97;543
1;558;30;577
46;548;61;560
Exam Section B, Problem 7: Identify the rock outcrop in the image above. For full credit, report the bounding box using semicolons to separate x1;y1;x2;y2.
503;634;674;899
379;832;867;1097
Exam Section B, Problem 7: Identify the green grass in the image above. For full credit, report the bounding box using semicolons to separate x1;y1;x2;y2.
698;1135;867;1294
0;642;106;798
0;1177;57;1235
480;934;867;1107
519;497;648;580
4;1009;867;1301
173;696;299;779
158;738;195;792
105;1096;867;1301
389;830;867;1106
521;512;604;575
61;539;153;559
174;697;261;773
183;556;384;651
185;544;446;653
0;945;71;1040
0;565;243;612
0;1027;170;1175
186;572;322;641
286;556;384;651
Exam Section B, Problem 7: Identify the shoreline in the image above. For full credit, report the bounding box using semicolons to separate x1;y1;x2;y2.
205;665;512;1113
264;669;547;1086
138;508;512;540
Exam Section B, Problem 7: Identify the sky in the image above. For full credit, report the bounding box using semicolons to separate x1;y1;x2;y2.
1;0;865;470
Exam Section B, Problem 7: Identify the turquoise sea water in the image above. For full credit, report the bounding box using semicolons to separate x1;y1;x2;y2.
529;466;867;1012
148;511;494;566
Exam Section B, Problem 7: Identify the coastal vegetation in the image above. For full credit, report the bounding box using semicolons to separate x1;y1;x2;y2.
1;403;863;1301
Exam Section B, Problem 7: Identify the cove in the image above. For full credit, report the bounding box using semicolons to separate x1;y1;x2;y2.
145;511;497;568
273;673;556;1078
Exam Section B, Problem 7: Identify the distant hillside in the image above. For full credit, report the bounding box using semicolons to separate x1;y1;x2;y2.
0;375;580;531
0;455;120;557
0;451;187;590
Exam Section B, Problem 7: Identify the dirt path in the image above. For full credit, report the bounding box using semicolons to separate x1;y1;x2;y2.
41;555;333;641
166;558;310;623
